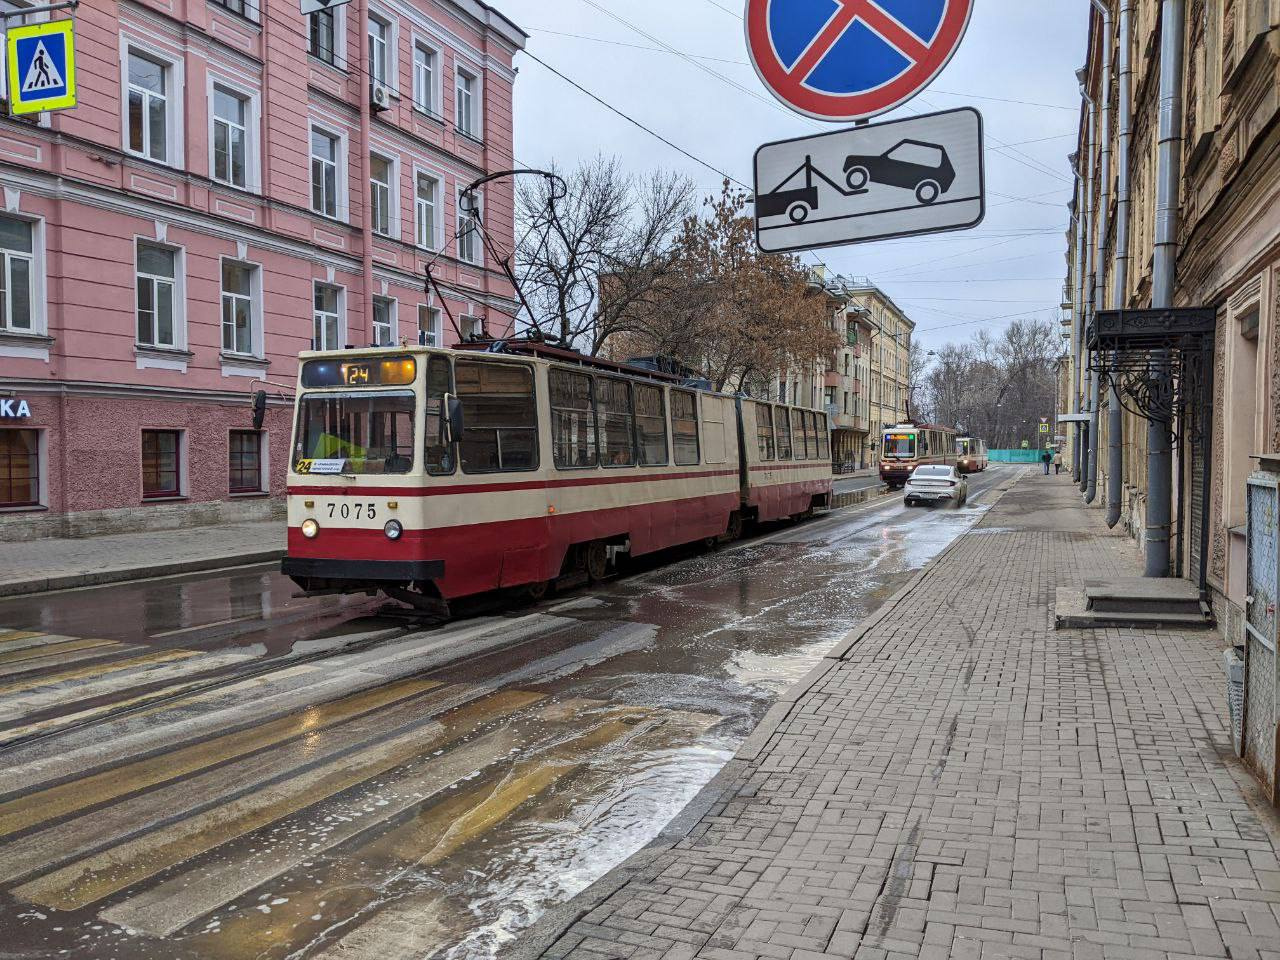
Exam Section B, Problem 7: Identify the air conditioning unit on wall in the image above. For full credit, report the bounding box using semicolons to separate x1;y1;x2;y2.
371;85;392;112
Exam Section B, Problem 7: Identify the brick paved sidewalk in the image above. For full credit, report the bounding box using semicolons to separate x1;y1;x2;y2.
515;472;1280;960
0;521;284;598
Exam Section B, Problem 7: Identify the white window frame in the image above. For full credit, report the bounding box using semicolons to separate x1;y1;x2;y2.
411;39;441;119
414;167;442;250
372;295;397;347
119;38;184;167
367;10;399;94
308;3;347;68
418;303;442;347
308;122;348;221
456;186;482;266
454;62;481;140
219;256;263;358
0;213;45;336
312;281;345;351
207;76;261;193
134;238;186;350
369;150;398;239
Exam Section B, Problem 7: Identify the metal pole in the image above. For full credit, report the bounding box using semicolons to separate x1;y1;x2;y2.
1077;77;1096;494
1086;0;1112;506
1070;164;1085;482
1107;0;1134;529
1147;0;1185;578
358;0;375;347
0;0;78;19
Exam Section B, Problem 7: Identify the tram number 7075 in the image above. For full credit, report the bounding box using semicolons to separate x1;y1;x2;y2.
327;502;378;521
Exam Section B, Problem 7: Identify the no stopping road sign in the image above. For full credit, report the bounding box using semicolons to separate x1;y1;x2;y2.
745;0;974;122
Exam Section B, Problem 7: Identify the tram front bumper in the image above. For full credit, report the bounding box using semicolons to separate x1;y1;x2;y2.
281;558;445;583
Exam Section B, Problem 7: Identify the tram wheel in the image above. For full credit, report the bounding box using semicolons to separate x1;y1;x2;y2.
584;541;609;582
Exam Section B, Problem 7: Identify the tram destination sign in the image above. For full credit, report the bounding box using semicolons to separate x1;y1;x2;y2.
753;106;985;253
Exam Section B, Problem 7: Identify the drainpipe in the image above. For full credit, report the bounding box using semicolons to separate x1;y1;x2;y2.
1107;0;1133;529
358;0;375;346
1086;0;1112;505
1077;72;1095;494
1069;163;1085;482
1146;0;1184;578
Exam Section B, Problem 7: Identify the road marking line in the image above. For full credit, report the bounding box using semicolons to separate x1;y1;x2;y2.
0;633;77;651
13;690;546;911
0;630;41;643
0;677;444;839
0;649;200;696
0;638;121;667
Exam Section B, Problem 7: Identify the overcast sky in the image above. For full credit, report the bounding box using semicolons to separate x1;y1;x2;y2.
494;0;1087;351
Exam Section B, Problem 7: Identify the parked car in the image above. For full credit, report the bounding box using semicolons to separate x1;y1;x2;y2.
904;464;968;507
843;139;957;205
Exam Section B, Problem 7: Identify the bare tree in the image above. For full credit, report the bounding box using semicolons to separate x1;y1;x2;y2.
609;182;840;393
924;320;1059;447
515;157;694;354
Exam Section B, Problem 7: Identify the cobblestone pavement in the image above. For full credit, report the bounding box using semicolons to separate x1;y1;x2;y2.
0;522;284;597
516;473;1280;960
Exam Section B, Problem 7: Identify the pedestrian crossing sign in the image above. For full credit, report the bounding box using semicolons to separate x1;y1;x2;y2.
5;19;77;116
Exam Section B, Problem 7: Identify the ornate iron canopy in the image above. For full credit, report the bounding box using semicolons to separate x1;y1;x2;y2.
1086;307;1216;433
1087;307;1216;351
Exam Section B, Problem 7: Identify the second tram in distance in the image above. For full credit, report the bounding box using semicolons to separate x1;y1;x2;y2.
879;422;959;488
956;436;989;474
282;341;833;610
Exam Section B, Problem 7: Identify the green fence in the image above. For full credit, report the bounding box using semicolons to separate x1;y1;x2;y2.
989;449;1044;464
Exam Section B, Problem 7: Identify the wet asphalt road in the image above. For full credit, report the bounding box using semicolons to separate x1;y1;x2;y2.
0;468;1012;960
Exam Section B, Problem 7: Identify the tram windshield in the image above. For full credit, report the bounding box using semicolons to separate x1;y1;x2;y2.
882;432;916;458
293;391;416;475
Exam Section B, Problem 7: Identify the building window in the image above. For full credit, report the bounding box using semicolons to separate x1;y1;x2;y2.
415;173;439;249
309;8;337;65
211;85;250;189
457;188;481;265
372;296;395;346
142;429;181;498
221;260;257;355
136;242;179;348
418;304;441;346
210;0;255;18
368;16;389;88
310;128;340;218
313;282;342;350
0;1;33;106
413;43;437;116
455;66;478;138
0;215;34;332
229;430;263;493
370;154;393;237
126;51;170;163
0;429;39;508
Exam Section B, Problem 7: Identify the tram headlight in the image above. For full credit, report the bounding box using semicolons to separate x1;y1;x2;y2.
384;520;404;541
301;519;320;539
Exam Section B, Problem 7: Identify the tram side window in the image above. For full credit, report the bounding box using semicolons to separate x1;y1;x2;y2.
550;368;598;469
816;413;830;460
635;383;668;466
671;390;700;465
455;360;538;474
755;402;775;461
791;409;808;461
598;376;637;467
425;355;454;475
774;406;792;460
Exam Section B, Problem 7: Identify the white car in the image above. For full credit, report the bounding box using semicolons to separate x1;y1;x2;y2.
904;464;969;507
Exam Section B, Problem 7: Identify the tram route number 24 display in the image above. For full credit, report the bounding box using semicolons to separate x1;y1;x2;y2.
326;502;378;520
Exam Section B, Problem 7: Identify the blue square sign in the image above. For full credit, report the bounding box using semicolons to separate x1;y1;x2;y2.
6;20;77;115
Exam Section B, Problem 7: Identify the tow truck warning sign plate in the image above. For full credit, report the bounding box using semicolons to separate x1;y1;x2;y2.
753;107;984;254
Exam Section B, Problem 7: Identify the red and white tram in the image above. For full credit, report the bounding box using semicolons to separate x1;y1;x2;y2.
956;436;989;474
282;342;832;608
879;422;959;488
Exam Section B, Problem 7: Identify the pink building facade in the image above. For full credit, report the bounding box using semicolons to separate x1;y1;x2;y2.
0;0;525;538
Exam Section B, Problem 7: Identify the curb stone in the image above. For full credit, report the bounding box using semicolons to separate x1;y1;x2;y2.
505;468;1026;959
0;550;286;599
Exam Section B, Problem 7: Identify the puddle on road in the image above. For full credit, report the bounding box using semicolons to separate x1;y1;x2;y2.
0;483;997;960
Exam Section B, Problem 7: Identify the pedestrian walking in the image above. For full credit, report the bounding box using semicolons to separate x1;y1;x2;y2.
1053;450;1063;475
1040;448;1052;475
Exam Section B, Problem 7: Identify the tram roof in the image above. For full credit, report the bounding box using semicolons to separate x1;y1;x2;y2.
453;339;699;386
